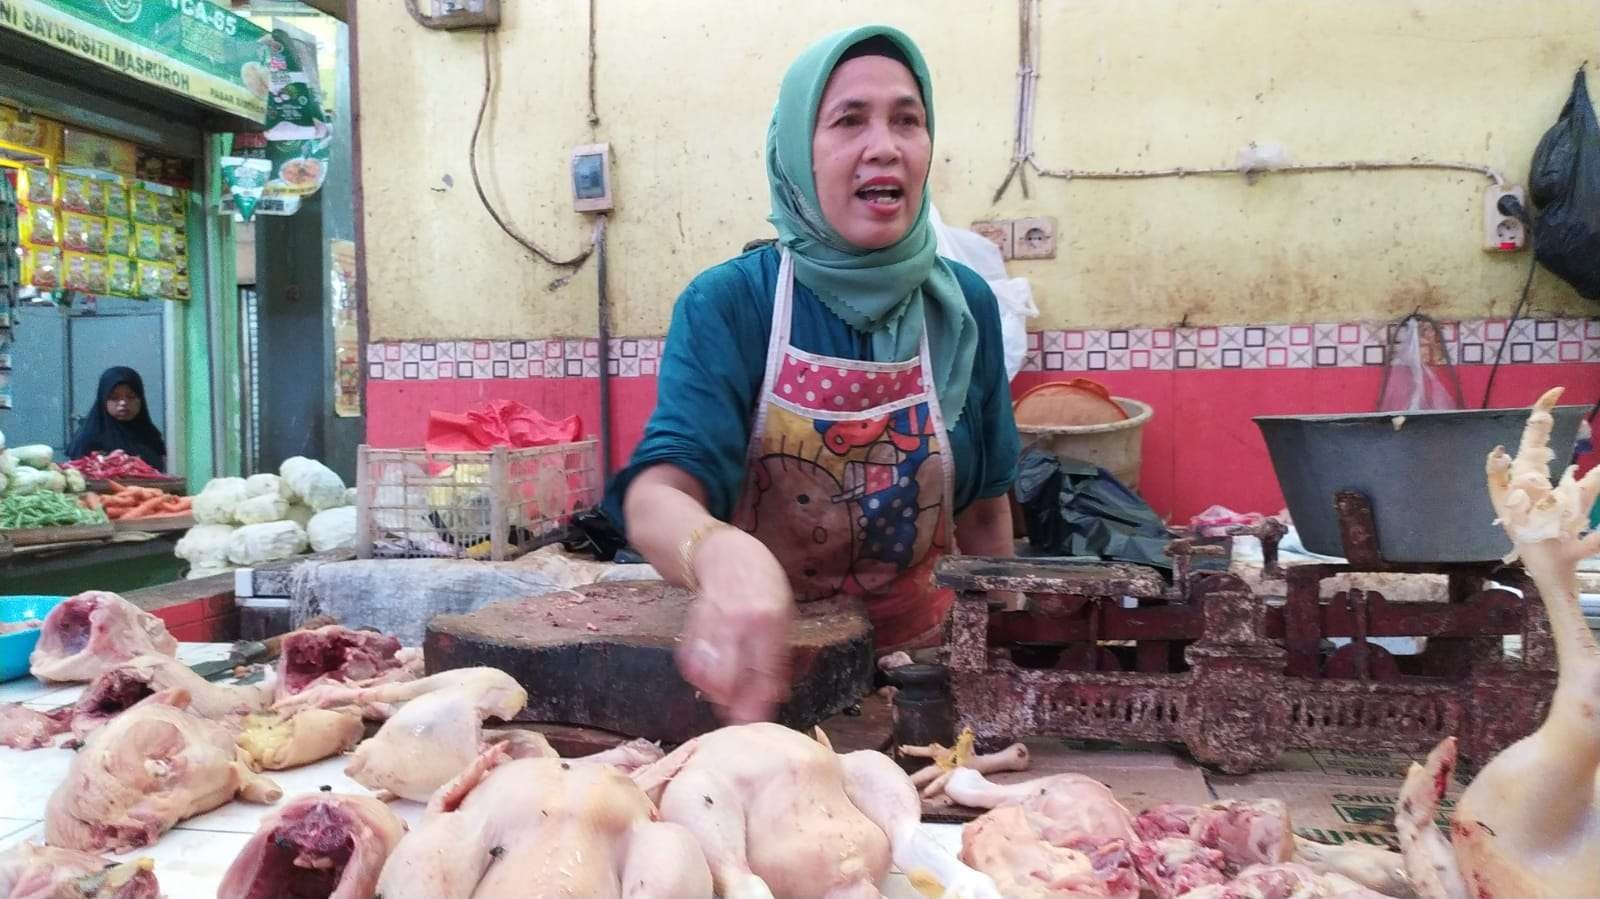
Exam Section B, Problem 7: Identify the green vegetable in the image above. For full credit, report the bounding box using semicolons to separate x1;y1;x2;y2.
11;445;53;469
6;467;47;495
0;491;108;529
0;452;13;477
63;469;87;493
40;470;67;492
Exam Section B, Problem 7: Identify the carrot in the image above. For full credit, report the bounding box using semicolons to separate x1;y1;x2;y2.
126;496;170;518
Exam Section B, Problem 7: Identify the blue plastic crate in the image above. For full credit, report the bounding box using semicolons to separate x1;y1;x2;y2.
1;595;66;682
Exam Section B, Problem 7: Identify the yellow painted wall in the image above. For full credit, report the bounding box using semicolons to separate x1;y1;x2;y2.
355;1;1599;339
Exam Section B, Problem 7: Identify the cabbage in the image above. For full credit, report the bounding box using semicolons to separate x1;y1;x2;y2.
235;493;290;525
11;445;52;469
38;469;67;492
193;477;250;524
0;452;14;477
62;468;87;493
283;503;315;529
280;456;347;511
244;473;291;501
307;506;357;552
227;521;308;566
6;467;49;495
175;524;237;567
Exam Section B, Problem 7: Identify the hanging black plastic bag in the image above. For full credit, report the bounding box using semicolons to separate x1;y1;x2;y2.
1013;448;1173;571
1529;69;1600;302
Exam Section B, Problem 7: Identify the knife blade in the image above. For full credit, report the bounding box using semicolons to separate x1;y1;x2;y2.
186;615;338;681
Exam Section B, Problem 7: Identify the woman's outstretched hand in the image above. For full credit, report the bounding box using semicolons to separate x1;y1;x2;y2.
677;526;796;724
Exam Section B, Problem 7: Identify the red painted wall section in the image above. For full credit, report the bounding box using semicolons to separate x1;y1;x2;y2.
367;363;1597;522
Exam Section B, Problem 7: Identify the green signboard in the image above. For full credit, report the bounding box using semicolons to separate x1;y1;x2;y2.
0;0;272;123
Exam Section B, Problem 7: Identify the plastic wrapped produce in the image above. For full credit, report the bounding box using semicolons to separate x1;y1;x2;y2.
187;564;235;581
193;477;250;524
307;506;357;552
284;504;315;529
227;521;309;566
280;457;347;511
244;473;291;501
235;493;290;525
175;524;237;568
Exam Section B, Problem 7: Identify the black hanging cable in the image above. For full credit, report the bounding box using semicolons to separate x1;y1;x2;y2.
1480;252;1539;409
469;29;594;284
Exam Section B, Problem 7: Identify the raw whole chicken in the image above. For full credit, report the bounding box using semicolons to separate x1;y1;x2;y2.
376;745;713;898
236;708;365;770
1395;388;1600;899
44;689;282;853
28;592;176;683
334;667;525;801
275;625;410;695
0;842;158;899
70;654;271;739
631;722;1000;899
944;768;1141;899
217;793;406;899
0;704;73;750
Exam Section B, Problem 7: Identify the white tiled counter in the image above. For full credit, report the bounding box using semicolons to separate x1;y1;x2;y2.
0;643;959;898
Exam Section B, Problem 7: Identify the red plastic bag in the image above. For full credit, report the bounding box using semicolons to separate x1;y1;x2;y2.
424;400;582;454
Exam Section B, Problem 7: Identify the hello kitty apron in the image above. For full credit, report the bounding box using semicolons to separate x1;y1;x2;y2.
731;250;957;650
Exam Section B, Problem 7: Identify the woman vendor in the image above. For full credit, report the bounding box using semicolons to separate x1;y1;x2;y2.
65;366;167;472
606;26;1019;724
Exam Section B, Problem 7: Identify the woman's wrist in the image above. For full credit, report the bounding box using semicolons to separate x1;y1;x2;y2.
679;519;737;591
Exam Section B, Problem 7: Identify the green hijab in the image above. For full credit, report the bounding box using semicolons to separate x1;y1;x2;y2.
766;24;978;425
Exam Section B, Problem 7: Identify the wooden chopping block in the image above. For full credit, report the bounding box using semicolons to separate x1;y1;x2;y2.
425;581;874;743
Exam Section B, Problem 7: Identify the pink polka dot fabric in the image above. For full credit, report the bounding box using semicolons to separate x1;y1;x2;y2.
772;354;928;413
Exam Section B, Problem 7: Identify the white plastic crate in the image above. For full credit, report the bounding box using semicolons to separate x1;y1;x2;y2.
355;441;600;561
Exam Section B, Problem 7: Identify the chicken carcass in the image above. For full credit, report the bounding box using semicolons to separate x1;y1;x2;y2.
0;842;158;899
218;793;406;899
1178;862;1391;899
1135;800;1295;871
632;722;1000;899
44;689;282;853
0;703;73;750
70;654;271;739
1393;388;1600;899
338;667;525;801
273;625;416;714
28;592;176;683
237;708;365;770
376;745;713;898
945;768;1141;899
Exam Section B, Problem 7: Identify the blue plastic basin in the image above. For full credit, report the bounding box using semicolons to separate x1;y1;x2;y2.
1;595;67;682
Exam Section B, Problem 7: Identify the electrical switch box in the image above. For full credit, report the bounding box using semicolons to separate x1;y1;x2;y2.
571;143;614;213
414;0;500;30
970;220;1014;260
1012;216;1058;259
1484;185;1526;252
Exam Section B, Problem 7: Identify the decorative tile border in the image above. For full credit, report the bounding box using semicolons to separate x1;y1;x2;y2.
366;317;1598;381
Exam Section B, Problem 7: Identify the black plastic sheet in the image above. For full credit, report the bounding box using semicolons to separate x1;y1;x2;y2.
1013;448;1173;571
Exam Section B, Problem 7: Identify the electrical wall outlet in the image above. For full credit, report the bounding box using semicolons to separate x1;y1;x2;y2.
1484;185;1526;252
1012;216;1058;259
970;220;1015;259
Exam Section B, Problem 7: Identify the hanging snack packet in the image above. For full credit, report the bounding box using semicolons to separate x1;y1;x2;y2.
136;260;163;299
135;223;162;261
85;179;106;216
60;174;92;213
104;179;130;219
106;218;132;256
159;226;177;262
132;186;162;224
63;252;92;291
166;263;188;301
23;205;57;247
156;262;178;301
24;167;53;205
164;194;186;227
29;247;60;289
106;256;135;297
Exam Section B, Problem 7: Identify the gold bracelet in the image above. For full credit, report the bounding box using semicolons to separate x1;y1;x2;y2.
678;520;734;591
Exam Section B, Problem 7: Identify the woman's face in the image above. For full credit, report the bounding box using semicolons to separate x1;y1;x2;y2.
811;55;930;250
106;384;141;422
